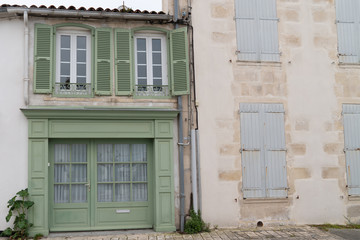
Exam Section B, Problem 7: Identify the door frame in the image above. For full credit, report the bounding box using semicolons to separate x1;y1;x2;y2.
22;108;178;236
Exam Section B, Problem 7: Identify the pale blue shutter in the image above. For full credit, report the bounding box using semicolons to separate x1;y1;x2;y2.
258;0;280;62
263;104;287;198
336;0;359;63
235;0;258;61
235;0;279;61
240;104;265;198
343;104;360;196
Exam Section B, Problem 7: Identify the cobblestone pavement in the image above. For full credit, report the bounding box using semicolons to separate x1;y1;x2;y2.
6;226;343;240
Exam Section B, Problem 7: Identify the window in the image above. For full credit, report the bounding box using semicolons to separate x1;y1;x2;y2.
342;104;360;196
55;29;91;96
134;34;168;96
336;0;360;64
33;24;189;97
234;0;280;62
239;103;287;198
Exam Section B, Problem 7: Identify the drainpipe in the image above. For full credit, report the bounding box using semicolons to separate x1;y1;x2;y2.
191;129;198;212
23;10;29;106
174;0;186;233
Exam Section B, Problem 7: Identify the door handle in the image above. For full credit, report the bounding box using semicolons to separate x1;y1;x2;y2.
85;183;91;192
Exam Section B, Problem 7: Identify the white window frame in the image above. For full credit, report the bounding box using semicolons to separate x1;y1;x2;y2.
55;29;91;89
134;33;168;90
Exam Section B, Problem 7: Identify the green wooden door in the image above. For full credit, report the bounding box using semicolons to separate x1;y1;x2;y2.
49;139;153;231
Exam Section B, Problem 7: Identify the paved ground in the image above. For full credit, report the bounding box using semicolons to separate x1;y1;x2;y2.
328;228;360;240
1;226;345;240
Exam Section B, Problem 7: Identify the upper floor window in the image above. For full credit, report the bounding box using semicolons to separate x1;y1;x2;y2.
234;0;280;62
55;29;92;96
33;24;189;98
134;33;168;97
336;0;360;64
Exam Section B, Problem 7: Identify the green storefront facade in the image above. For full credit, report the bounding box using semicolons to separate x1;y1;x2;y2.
22;108;178;236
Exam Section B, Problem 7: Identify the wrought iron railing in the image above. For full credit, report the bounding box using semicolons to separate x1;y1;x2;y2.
134;85;170;97
54;83;92;96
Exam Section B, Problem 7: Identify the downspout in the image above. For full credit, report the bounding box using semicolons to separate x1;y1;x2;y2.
174;0;186;233
23;10;29;105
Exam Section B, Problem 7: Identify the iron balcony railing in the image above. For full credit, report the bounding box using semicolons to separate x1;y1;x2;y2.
134;85;170;97
54;82;92;96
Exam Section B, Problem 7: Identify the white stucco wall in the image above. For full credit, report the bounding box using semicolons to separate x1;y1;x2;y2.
0;18;28;230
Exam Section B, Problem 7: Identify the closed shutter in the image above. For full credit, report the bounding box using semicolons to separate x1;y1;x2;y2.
336;0;359;63
258;0;280;62
263;104;287;198
95;28;112;95
343;104;360;196
240;103;287;198
115;29;132;95
240;104;265;198
34;24;53;93
170;27;189;95
235;0;279;62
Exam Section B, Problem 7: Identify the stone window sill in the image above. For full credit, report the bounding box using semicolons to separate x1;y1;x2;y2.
242;198;289;204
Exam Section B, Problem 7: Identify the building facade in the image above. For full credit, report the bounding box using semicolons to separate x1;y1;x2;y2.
0;4;193;236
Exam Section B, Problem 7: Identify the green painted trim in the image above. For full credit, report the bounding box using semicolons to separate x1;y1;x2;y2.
153;225;176;232
29;119;48;138
21;108;179;120
53;23;95;31
29;229;49;237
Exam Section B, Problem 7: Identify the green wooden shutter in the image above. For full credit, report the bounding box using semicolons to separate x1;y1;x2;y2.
95;28;112;95
34;24;53;93
170;27;190;95
115;29;132;95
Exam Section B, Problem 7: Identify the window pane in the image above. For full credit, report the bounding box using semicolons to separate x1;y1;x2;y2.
77;50;86;62
61;35;70;48
71;164;87;183
152;39;161;51
60;77;70;84
137;38;146;51
54;184;69;203
132;163;147;182
153;66;162;78
132;183;147;201
153;79;162;86
97;164;113;182
77;63;86;76
137;52;147;65
77;77;86;85
60;63;70;75
98;184;113;202
114;144;130;162
152;53;161;64
132;144;147;162
115;164;130;181
97;144;113;162
72;144;87;163
137;65;147;78
77;36;87;50
55;144;70;163
61;49;70;62
115;183;130;202
71;184;87;203
54;164;70;183
138;79;147;86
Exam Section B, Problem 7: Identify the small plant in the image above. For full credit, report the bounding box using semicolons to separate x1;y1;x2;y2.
184;209;210;234
1;188;34;239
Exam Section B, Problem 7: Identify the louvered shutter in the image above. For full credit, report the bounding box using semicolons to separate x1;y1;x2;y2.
235;0;279;61
95;28;112;95
258;0;280;62
34;24;53;93
115;29;132;95
263;104;287;198
343;104;360;196
336;0;359;63
240;104;266;198
170;27;190;95
235;0;259;61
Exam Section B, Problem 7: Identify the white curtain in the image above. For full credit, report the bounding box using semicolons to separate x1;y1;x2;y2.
54;144;87;203
132;144;147;201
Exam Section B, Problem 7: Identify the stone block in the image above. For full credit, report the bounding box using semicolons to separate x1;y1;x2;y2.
292;168;311;179
322;167;341;179
295;119;309;131
289;144;306;155
323;143;343;155
219;170;241;181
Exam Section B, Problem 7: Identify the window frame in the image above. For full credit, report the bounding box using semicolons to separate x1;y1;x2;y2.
55;29;92;95
133;32;169;98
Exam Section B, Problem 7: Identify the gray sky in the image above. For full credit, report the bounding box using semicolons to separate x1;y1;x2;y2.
4;0;162;11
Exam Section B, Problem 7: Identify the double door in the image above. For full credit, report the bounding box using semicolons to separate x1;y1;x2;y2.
49;139;153;231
